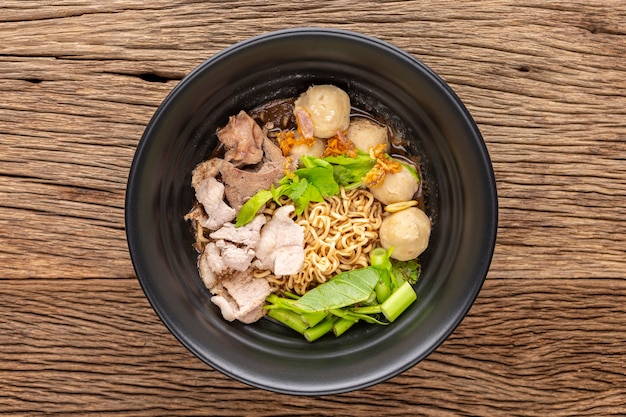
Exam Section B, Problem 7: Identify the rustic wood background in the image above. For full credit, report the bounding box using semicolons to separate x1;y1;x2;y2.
1;1;625;415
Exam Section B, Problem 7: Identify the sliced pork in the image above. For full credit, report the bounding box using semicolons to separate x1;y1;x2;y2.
187;113;301;325
193;176;236;230
191;157;223;189
217;110;265;167
188;157;236;231
199;214;266;278
210;269;272;324
220;137;286;210
198;242;221;288
196;214;270;323
213;240;255;272
209;214;265;247
254;205;305;276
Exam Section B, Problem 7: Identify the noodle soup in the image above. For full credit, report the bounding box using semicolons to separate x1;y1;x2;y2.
186;84;431;339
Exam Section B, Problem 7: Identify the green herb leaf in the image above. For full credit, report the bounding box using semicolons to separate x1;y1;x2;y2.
294;166;339;197
235;152;374;227
235;189;272;227
322;150;371;166
285;179;325;215
285;179;309;214
270;183;290;204
391;259;421;284
285;178;309;201
301;155;331;169
332;165;357;186
293;267;381;313
323;151;375;187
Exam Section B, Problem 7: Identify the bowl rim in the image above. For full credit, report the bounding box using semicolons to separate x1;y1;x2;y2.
126;27;498;395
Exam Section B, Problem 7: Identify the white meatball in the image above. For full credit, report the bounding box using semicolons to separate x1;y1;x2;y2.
379;207;431;261
289;138;326;165
347;118;389;152
369;165;419;205
294;85;350;139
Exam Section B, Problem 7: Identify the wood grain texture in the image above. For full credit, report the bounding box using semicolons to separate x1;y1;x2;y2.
1;0;625;415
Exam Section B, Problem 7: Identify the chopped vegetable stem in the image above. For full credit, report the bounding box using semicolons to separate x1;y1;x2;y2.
371;247;394;302
304;316;337;342
370;247;393;270
350;305;382;315
267;308;308;334
265;293;298;310
283;291;300;300
381;281;417;322
375;273;392;303
333;317;358;337
301;311;328;327
264;242;420;339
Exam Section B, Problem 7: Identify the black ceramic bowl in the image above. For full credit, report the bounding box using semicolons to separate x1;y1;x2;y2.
125;28;497;395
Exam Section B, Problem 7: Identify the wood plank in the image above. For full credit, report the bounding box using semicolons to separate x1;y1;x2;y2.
0;279;624;415
1;0;625;414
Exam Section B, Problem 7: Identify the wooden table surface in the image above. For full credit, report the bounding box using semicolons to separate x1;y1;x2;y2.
2;1;625;415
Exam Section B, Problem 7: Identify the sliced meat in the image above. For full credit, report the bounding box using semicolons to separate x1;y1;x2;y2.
197;213;270;323
199;215;265;279
220;163;284;210
254;205;305;276
209;214;265;247
217;111;265;167
198;242;223;288
214;240;255;272
187;158;233;232
261;134;286;163
199;245;268;323
210;269;272;324
191;157;223;189
194;176;236;230
219;137;286;210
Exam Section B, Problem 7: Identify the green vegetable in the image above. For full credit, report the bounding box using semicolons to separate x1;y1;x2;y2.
303;315;337;342
370;247;393;271
350;305;382;315
381;281;417;322
329;308;386;325
235;153;376;227
293;267;381;313
374;274;392;304
325;151;376;188
294;165;339;197
300;155;331;169
371;247;394;303
284;178;325;214
264;248;420;342
300;311;328;327
235;189;272;227
323;150;373;169
392;259;421;285
266;308;308;334
332;317;358;337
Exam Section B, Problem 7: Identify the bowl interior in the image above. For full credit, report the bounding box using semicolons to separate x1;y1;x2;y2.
126;28;497;395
